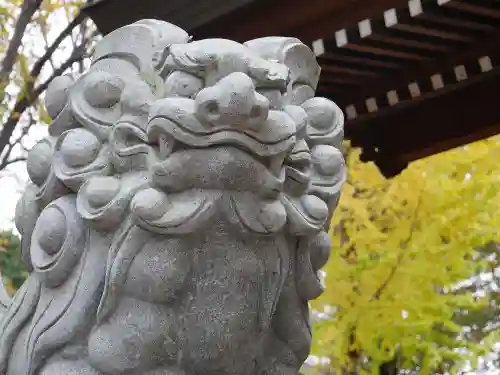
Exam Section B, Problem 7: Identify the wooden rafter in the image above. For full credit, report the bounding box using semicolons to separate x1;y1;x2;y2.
311;0;500;176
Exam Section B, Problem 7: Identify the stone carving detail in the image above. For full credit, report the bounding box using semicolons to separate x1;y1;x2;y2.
0;20;346;375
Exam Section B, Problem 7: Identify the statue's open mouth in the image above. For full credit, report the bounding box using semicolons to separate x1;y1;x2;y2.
152;136;288;178
145;97;298;195
148;139;287;196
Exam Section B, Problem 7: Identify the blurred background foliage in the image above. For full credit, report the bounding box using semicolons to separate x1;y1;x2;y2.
0;231;27;293
306;137;500;375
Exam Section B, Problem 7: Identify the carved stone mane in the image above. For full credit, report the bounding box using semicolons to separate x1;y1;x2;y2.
0;20;346;375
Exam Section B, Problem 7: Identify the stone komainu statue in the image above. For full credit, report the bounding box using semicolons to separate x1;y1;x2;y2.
0;20;345;375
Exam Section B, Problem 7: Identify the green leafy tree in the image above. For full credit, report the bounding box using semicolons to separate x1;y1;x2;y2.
0;231;26;293
311;138;500;374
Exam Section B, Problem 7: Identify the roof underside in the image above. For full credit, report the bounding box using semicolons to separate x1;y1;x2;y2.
84;0;500;177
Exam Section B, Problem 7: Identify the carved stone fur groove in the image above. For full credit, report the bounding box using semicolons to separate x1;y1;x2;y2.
0;19;346;375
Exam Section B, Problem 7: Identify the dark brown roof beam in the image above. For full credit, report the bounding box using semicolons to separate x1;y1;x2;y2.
317;1;478;57
316;78;362;101
335;42;429;61
321;0;500;108
193;0;411;43
371;70;500;177
317;53;402;70
320;65;381;77
346;62;500;177
443;0;500;19
287;0;409;44
363;1;477;50
415;1;500;33
313;0;498;82
337;27;500;109
345;49;497;122
366;33;450;53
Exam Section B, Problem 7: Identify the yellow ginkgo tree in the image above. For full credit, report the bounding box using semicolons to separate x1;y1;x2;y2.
311;137;500;374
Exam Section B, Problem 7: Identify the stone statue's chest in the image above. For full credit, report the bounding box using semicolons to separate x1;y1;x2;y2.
93;222;288;374
123;220;286;308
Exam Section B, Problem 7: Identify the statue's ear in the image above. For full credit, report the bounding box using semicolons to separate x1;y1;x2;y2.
280;42;321;91
92;20;190;72
245;37;321;91
92;23;157;70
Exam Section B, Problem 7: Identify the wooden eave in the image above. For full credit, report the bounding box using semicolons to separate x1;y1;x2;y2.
83;0;409;43
314;0;500;176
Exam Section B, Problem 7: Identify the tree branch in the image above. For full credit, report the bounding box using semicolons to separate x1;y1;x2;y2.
29;11;85;79
371;253;404;301
1;0;43;79
371;191;423;301
0;0;44;104
39;25;56;72
76;19;88;73
0;46;87;170
0;157;27;170
0;7;87;171
35;46;86;97
0;110;35;167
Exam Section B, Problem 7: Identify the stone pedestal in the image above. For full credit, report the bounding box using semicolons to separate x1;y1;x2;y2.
0;20;345;375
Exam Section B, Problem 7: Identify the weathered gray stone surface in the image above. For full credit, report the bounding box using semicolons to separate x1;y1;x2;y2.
0;20;346;375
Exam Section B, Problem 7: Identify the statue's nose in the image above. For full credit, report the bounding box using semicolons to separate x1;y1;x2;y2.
194;72;269;129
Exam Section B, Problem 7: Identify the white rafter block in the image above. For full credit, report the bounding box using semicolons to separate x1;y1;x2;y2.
409;0;423;17
408;82;421;98
387;90;399;106
454;65;467;81
431;74;444;90
479;56;493;72
312;39;325;56
335;29;348;47
358;19;372;38
346;105;357;120
366;98;378;113
384;8;398;27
